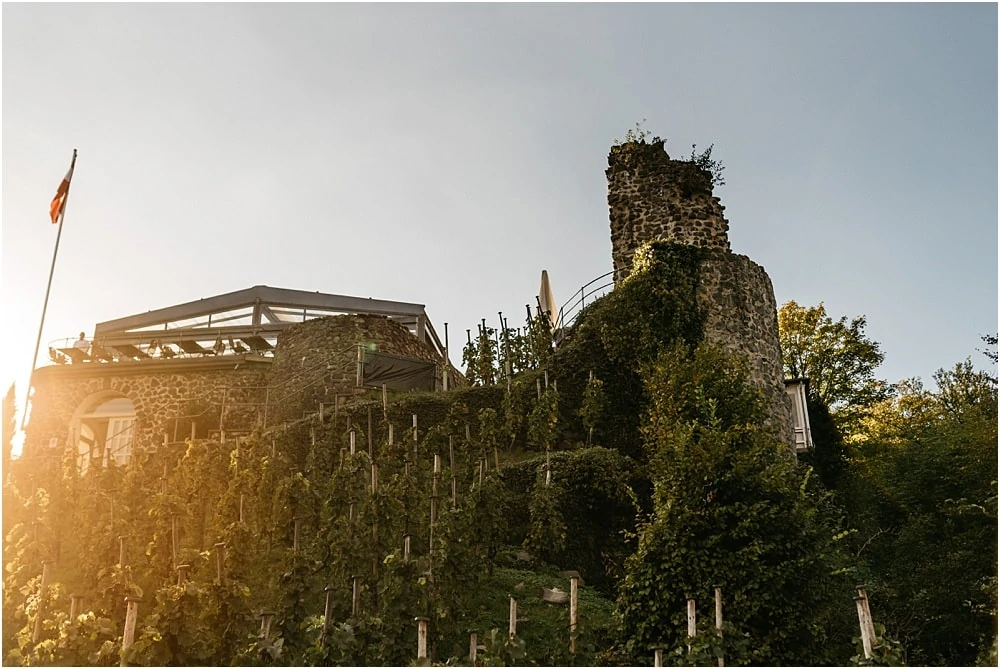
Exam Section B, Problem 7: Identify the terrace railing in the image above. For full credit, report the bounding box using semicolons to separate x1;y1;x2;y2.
553;269;623;346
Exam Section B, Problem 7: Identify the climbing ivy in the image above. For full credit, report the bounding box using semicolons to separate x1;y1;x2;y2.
551;241;709;458
616;343;855;665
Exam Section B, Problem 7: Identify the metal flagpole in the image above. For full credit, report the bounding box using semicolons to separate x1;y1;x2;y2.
20;149;78;431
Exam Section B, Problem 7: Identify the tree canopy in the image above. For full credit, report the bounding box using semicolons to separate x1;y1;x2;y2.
841;359;997;665
777;300;891;435
616;343;854;666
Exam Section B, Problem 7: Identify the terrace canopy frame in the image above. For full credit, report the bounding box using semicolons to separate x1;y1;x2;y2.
87;285;447;361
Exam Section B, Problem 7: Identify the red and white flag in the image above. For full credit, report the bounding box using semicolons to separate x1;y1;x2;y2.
49;152;76;224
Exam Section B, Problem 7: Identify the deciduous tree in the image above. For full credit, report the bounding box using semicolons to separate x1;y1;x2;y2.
843;359;997;665
778;300;891;436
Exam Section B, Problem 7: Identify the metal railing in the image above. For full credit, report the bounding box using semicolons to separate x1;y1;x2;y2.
46;333;275;365
553;269;621;346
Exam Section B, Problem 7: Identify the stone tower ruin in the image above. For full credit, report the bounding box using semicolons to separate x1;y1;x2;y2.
607;139;795;446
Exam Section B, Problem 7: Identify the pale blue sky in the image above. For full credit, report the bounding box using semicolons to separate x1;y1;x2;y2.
2;3;997;420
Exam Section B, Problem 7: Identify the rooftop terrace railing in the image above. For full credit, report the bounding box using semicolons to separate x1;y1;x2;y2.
553;269;623;346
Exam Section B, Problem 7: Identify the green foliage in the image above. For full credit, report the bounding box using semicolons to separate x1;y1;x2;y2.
796;392;850;491
840;359;998;665
578;373;605;445
7;609;120;666
551;241;709;458
505;448;642;594
688;143;726;188
8;221;994;666
527;388;559;452
612;118;661;147
778;300;892;437
526;480;566;558
850;622;906;666
978;333;997;382
667;623;751;667
464;310;553;387
616;343;855;665
463;321;499;387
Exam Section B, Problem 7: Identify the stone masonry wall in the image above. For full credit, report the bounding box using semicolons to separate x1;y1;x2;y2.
25;314;463;461
25;360;271;458
607;140;730;279
265;314;461;424
697;253;795;445
606;139;793;448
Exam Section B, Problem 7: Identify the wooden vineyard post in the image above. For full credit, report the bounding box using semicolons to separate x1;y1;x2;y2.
351;576;361;618
367;406;374;457
371;460;380;598
687;597;696;654
259;611;276;640
468;630;479;665
239;494;245;524
508;596;518;640
69;594;83;621
430;454;441;554
118;535;129;567
356;344;363;387
415;616;429;660
214;542;226;586
322;586;335;643
403;533;411;561
32;561;53;643
854;585;877;662
449;436;457;509
715;586;724;666
120;596;141;667
176;564;190;586
293;517;303;555
349;429;356;456
570;574;580;654
412;414;418;457
381;384;388;419
170;515;179;568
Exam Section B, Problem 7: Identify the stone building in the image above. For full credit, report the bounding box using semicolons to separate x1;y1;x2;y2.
606;139;799;448
24;285;459;470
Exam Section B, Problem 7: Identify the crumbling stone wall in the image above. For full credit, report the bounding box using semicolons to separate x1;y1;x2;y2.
697;252;795;444
607;140;730;279
607;139;793;447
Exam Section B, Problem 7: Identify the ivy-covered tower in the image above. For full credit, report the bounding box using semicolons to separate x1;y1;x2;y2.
607;139;795;446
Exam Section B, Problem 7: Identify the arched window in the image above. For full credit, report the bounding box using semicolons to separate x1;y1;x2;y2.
73;395;136;472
